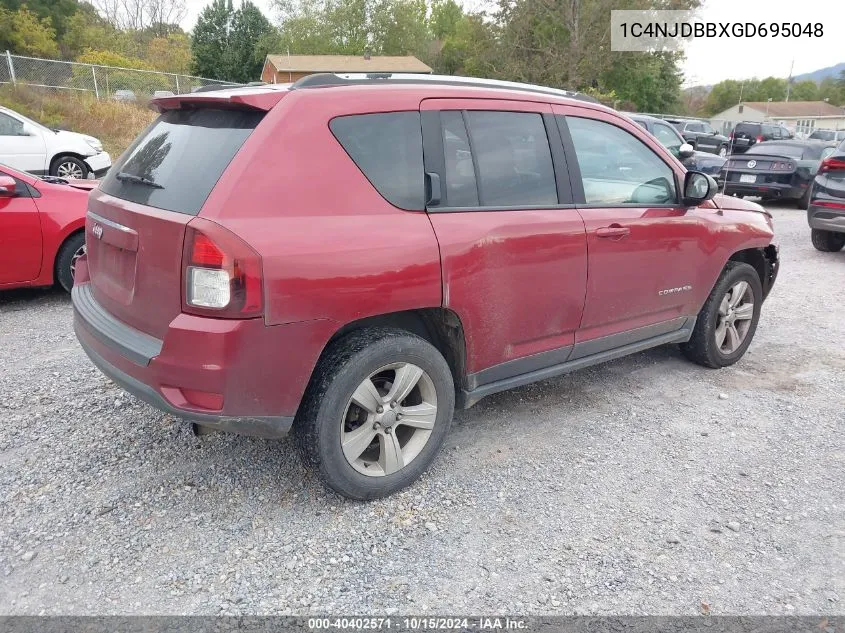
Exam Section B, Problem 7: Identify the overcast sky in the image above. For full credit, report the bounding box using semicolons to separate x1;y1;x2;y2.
180;0;844;88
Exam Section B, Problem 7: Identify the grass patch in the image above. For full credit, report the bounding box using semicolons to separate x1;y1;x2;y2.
0;85;156;159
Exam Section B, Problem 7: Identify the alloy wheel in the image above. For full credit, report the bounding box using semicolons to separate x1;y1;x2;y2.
69;244;86;280
715;280;754;354
341;362;437;477
57;161;84;179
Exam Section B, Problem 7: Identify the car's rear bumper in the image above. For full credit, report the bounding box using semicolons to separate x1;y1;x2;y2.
72;282;296;437
807;203;845;233
722;181;804;200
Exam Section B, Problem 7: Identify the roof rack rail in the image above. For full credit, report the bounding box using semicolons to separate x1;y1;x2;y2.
290;73;601;104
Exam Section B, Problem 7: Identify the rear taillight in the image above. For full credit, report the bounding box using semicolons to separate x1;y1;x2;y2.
819;157;845;173
182;218;263;318
756;136;763;143
729;131;734;140
772;161;794;170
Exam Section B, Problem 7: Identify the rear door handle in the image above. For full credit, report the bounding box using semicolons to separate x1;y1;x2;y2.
596;224;630;239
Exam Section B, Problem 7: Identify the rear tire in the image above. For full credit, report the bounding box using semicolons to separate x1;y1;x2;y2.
681;261;762;369
55;232;86;293
811;229;845;252
295;328;455;500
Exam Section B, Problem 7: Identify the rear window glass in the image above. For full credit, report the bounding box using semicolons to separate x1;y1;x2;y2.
735;123;759;134
100;108;263;215
330;112;424;211
746;144;806;159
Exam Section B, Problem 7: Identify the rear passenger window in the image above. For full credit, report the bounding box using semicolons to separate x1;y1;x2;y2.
566;117;677;205
330;112;424;210
464;111;557;207
441;111;478;207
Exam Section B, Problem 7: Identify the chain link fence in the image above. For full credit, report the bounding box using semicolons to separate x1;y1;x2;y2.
1;52;237;99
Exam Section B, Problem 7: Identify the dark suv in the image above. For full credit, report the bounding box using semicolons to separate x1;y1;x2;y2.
72;74;779;499
808;138;845;252
665;118;730;157
730;121;793;154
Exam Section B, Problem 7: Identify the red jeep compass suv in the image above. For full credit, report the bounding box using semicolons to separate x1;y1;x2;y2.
73;74;779;499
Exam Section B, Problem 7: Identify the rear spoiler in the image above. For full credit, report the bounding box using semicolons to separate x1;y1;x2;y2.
151;88;287;113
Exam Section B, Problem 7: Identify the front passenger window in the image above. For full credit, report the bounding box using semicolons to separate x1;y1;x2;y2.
566;117;677;205
0;113;25;136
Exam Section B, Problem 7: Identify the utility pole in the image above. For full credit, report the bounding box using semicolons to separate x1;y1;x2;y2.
785;59;794;102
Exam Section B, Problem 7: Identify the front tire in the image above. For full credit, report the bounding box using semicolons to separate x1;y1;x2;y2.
55;232;86;292
51;155;89;179
296;328;455;500
811;229;845;252
681;262;762;369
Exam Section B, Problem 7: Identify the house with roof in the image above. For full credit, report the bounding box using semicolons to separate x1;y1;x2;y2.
260;54;432;84
710;100;845;137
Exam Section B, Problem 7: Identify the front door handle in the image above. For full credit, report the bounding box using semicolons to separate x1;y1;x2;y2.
596;224;630;239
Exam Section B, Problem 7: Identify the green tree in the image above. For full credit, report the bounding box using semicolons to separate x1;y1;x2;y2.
371;0;428;56
429;0;462;40
192;0;234;80
788;79;818;102
601;52;683;112
226;0;275;81
0;5;60;57
437;13;496;77
146;33;192;74
0;0;78;39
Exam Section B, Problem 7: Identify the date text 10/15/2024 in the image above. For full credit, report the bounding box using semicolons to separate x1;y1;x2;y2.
308;617;529;630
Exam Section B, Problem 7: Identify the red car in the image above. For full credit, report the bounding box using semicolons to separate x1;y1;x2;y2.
0;163;95;292
72;75;779;499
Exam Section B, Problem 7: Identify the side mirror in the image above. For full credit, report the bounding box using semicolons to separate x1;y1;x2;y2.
0;176;16;197
682;171;717;206
678;143;695;159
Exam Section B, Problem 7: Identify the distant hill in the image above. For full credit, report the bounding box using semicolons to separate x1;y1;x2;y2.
793;62;845;84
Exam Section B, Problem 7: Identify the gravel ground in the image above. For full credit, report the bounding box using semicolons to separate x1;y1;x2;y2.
0;205;843;616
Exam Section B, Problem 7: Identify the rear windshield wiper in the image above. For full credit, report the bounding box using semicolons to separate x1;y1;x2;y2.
115;172;164;189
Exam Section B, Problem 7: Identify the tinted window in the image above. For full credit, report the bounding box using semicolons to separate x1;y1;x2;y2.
465;111;557;207
687;122;704;132
0;112;25;136
701;123;716;134
331;112;424;211
735;123;760;135
441;111;478;207
567;117;677;205
669;121;685;131
652;122;683;154
809;130;835;141
101;108;263;215
746;143;807;159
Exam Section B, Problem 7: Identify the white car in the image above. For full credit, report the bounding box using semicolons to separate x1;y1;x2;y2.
0;105;112;179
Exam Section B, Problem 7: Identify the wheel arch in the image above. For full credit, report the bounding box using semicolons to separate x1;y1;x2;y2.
324;308;468;390
49;152;90;176
53;227;85;281
728;245;778;299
